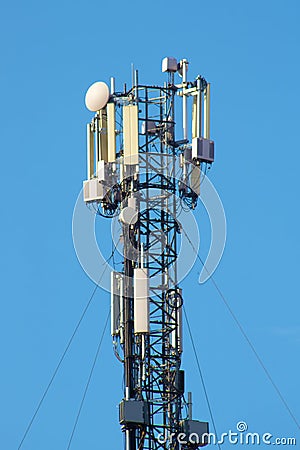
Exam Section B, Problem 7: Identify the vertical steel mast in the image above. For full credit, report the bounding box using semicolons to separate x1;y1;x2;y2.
84;57;215;450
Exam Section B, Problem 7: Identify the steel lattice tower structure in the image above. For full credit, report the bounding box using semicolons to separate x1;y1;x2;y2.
83;57;214;450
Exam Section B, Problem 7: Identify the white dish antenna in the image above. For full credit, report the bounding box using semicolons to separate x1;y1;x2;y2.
119;207;138;225
85;81;110;111
178;59;189;78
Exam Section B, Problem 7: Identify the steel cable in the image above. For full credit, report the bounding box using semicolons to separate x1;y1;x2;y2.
182;227;300;431
18;241;120;448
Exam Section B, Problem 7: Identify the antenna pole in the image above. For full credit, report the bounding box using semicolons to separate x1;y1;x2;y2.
182;59;188;140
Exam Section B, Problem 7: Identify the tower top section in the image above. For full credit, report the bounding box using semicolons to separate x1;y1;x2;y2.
83;56;214;213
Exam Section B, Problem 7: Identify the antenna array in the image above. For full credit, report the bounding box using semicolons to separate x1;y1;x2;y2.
84;57;215;450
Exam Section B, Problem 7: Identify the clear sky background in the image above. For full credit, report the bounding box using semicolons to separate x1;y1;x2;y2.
1;0;300;449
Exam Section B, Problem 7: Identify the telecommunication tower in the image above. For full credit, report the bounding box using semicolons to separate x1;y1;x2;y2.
83;57;214;450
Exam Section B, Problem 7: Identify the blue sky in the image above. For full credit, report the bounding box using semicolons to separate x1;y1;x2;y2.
1;0;300;448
